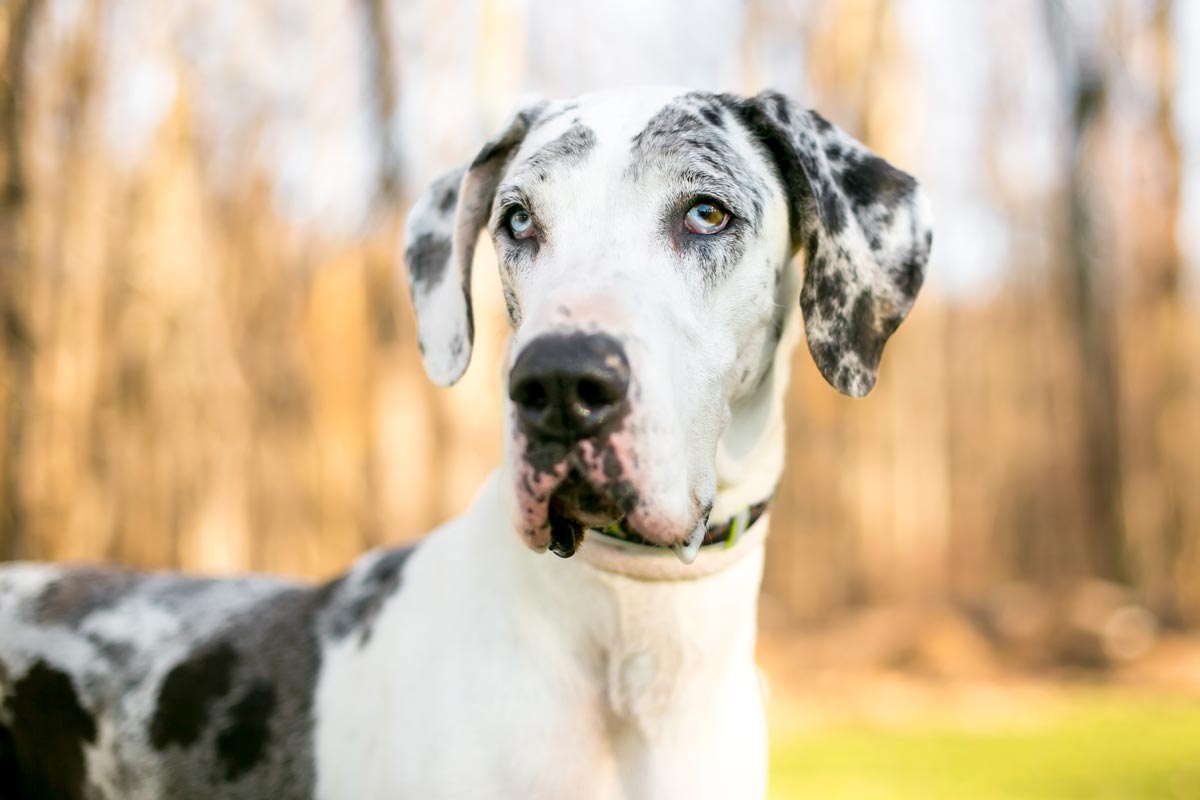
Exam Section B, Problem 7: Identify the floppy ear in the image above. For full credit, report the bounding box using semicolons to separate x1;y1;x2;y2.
728;91;933;397
402;104;544;386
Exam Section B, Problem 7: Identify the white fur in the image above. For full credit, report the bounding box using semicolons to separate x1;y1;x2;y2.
313;473;770;799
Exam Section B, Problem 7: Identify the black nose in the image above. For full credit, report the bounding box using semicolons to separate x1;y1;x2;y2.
509;333;630;441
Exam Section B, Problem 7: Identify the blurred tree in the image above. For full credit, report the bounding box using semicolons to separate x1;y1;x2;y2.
0;0;39;560
1044;0;1128;582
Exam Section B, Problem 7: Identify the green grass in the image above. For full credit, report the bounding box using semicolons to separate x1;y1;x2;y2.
770;693;1200;800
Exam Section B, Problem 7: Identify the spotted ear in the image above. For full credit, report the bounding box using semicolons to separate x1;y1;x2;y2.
403;104;544;386
729;91;933;397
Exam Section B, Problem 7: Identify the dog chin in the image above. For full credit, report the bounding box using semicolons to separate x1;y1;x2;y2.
535;468;626;558
512;462;706;564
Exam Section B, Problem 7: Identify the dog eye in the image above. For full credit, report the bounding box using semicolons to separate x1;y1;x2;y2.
507;207;536;240
684;201;730;235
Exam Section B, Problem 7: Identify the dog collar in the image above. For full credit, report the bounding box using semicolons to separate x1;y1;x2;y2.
595;498;771;549
578;499;772;581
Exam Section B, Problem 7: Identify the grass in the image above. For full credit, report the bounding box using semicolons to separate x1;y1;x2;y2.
769;692;1200;800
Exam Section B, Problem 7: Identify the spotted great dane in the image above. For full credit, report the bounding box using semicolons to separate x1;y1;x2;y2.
0;87;931;799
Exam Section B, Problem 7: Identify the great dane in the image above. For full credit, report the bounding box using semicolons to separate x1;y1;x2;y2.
0;87;931;799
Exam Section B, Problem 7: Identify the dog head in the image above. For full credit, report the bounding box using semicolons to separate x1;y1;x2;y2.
404;88;932;560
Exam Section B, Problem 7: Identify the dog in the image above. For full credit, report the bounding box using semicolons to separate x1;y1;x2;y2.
0;87;931;799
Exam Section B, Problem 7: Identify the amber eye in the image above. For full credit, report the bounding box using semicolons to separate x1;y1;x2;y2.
507;207;535;239
684;201;730;234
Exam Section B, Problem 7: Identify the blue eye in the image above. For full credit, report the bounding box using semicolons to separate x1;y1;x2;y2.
508;207;535;239
684;201;730;234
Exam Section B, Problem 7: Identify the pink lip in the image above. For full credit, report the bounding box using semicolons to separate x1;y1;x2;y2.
509;437;571;551
511;429;698;551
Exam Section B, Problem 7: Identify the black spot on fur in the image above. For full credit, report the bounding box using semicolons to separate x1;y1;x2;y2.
33;568;142;627
809;110;835;133
150;642;238;750
405;231;452;293
514;122;597;183
808;340;839;378
848;291;885;370
814;178;847;235
894;247;926;300
322;546;415;644
699;102;725;128
436;180;459;213
215;682;277;781
839;151;915;212
814;264;848;321
772;93;791;125
2;660;97;800
470;103;545;170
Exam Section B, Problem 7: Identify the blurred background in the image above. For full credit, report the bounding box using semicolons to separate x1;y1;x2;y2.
2;0;1199;796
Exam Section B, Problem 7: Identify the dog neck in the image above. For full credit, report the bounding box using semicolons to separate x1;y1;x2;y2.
714;285;802;524
494;474;768;735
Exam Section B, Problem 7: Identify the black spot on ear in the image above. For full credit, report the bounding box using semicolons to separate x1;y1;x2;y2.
772;93;791;125
809;109;835;134
215;682;277;781
815;180;848;235
436;181;459;213
150;642;238;750
814;264;848;321
699;103;724;128
838;151;916;212
405;232;452;293
808;340;839;379
2;660;97;800
848;291;886;370
721;95;810;249
895;247;926;300
470;104;546;169
471;139;509;169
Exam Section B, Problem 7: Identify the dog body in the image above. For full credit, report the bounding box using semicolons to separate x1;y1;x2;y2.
0;87;931;799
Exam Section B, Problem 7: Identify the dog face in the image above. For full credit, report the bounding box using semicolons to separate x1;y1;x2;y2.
404;88;932;559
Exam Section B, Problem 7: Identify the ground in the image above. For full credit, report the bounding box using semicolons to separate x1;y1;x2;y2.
767;685;1200;799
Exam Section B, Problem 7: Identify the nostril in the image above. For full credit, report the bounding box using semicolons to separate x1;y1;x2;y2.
513;380;549;411
575;377;619;411
509;333;629;440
